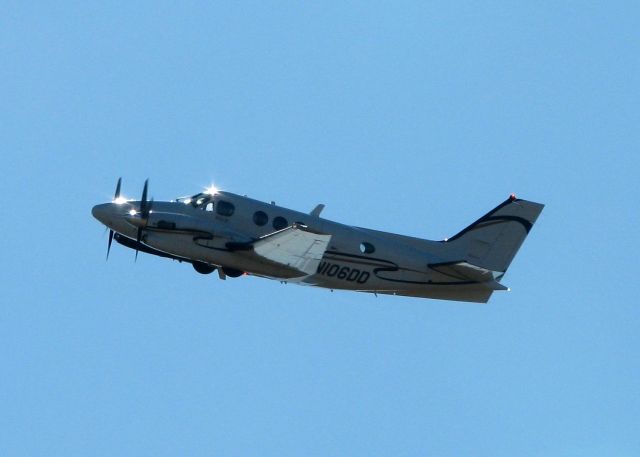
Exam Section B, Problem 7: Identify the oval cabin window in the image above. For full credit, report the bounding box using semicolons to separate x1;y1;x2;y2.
273;216;288;230
253;211;269;226
216;201;235;217
360;242;375;254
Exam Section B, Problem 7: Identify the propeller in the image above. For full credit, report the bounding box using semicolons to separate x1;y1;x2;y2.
135;179;152;261
105;177;153;261
106;177;122;260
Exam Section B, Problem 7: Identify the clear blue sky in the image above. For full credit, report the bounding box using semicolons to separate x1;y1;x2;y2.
2;2;638;456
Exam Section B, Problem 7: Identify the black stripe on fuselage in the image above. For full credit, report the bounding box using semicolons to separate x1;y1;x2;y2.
322;251;478;286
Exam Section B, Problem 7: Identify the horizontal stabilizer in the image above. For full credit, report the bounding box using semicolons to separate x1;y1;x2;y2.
429;261;508;289
485;280;509;291
253;225;332;276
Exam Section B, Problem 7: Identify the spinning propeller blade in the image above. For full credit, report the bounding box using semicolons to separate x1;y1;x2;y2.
140;179;149;217
114;177;122;200
135;179;151;261
107;229;115;260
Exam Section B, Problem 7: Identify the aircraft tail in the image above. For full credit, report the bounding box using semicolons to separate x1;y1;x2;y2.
443;195;544;277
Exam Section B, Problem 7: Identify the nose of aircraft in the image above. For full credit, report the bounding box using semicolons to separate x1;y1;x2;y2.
92;203;114;227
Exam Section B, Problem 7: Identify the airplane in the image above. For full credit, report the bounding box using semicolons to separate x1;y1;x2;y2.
92;179;544;303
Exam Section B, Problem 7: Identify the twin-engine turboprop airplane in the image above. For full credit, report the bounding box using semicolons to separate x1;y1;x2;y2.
92;179;544;303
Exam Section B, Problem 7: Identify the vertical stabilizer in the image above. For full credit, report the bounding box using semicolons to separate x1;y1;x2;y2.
444;196;544;274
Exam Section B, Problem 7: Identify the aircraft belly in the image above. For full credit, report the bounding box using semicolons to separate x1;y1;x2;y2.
365;285;493;303
309;273;493;303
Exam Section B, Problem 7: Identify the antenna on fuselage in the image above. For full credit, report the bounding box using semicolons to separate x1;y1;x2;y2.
310;204;325;217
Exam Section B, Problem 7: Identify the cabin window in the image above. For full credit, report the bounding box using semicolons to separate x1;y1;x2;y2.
253;210;268;226
205;202;214;212
216;200;235;217
360;242;375;254
273;216;288;230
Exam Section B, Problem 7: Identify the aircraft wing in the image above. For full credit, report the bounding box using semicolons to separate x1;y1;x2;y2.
251;225;332;276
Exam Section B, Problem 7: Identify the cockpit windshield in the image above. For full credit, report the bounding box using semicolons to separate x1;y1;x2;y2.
176;192;214;210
